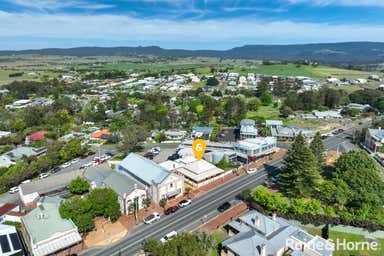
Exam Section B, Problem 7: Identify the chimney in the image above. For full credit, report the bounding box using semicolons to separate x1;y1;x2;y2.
260;243;266;256
272;212;277;221
253;215;260;226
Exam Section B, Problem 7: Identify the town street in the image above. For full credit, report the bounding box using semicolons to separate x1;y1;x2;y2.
81;121;370;256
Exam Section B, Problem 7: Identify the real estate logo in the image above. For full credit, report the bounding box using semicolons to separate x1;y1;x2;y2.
192;139;206;160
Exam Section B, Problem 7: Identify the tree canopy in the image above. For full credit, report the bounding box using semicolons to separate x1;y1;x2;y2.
279;134;323;197
144;232;215;256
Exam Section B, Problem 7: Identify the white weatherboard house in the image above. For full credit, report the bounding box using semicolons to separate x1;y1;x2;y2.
21;197;82;256
160;155;225;187
222;210;334;256
117;153;184;204
83;164;147;215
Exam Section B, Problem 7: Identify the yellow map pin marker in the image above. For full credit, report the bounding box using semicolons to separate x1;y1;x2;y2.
192;139;206;160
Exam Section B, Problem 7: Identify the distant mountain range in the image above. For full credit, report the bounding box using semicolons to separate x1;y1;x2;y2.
1;42;384;65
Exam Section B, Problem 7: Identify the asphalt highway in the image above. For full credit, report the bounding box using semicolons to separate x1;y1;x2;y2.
81;121;371;256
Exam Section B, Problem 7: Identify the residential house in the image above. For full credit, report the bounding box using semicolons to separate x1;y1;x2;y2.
0;203;23;223
21;197;82;256
346;103;371;112
271;126;315;140
25;131;47;145
234;137;277;162
221;210;333;256
0;147;47;168
240;119;258;139
116;153;184;204
365;128;384;153
164;130;187;141
91;129;111;140
191;126;214;139
265;120;283;129
0;131;11;139
302;110;343;120
160;155;225;187
0;224;24;256
83;164;147;215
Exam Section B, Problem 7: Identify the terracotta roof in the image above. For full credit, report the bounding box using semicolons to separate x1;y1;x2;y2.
27;130;47;141
7;211;25;217
0;203;17;216
92;129;111;139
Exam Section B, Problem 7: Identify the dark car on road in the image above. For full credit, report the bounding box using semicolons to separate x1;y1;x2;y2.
218;202;231;212
144;152;155;160
164;206;179;215
51;167;61;174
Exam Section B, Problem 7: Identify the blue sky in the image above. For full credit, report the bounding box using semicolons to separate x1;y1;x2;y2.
0;0;384;50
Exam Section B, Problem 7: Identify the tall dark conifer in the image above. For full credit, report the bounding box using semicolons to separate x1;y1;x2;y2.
279;134;322;197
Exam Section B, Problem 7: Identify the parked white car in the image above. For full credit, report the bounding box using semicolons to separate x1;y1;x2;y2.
246;168;257;174
39;172;50;179
143;212;160;224
178;199;192;208
160;231;177;243
39;172;49;180
150;147;161;154
61;162;71;168
8;186;19;194
70;158;79;164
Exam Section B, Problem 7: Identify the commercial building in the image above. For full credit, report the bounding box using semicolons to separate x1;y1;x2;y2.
160;156;225;187
117;153;184;204
234;137;277;161
365;128;384;153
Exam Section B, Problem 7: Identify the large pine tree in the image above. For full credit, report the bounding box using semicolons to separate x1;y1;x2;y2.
279;134;323;197
310;132;326;170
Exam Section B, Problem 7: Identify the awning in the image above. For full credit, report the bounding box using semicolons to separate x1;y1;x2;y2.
166;189;181;198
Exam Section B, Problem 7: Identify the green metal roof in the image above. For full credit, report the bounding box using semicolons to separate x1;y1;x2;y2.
22;197;78;244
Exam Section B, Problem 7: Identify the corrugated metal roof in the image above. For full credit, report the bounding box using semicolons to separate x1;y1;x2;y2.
118;153;171;185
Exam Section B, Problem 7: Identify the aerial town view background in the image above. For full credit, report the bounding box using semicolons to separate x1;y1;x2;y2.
0;1;384;256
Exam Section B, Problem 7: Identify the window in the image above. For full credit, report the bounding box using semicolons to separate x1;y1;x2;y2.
170;183;173;188
0;235;10;253
9;233;21;251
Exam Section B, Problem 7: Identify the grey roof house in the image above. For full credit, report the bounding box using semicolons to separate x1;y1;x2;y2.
221;210;333;256
0;147;46;168
83;164;147;214
365;128;384;153
117;153;184;204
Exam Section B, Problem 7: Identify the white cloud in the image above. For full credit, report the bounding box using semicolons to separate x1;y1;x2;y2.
7;0;114;10
287;0;384;7
0;11;384;49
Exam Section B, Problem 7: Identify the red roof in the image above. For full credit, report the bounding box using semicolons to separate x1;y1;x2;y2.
0;203;17;216
27;130;47;141
92;129;111;139
7;211;25;217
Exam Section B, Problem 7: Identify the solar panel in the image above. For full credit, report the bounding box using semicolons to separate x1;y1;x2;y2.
10;233;22;251
0;234;11;253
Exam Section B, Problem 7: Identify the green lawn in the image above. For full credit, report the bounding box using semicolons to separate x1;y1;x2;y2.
246;104;281;120
304;227;384;256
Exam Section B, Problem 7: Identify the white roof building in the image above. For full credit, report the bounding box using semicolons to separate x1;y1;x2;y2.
160;156;224;187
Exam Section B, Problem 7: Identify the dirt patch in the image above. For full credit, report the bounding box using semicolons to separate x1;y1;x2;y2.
84;218;128;248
